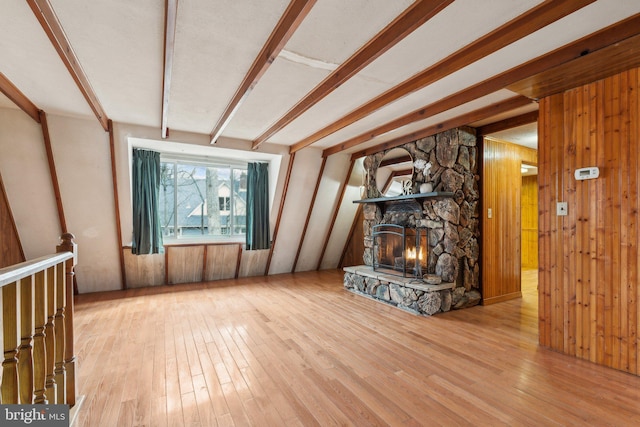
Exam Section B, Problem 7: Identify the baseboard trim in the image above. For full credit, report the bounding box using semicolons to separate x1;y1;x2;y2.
482;291;522;305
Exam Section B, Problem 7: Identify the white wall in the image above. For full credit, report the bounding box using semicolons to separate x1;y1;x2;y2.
46;114;121;293
294;153;352;271
0;105;353;290
0;107;60;258
320;157;362;269
268;147;324;274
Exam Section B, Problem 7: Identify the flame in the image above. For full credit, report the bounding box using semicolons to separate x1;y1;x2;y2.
406;247;423;260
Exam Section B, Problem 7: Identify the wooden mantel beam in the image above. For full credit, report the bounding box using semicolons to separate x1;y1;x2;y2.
209;0;317;144
251;0;453;150
0;72;41;123
161;0;178;139
27;0;109;131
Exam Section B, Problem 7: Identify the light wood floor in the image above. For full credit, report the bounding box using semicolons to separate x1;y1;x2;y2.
73;269;640;426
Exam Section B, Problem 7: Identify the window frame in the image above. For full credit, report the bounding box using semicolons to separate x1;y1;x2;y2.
159;154;248;243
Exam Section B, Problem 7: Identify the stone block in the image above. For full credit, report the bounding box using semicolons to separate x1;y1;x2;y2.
423;274;442;284
440;290;452;312
433;199;460;224
418;292;442;316
376;284;390;301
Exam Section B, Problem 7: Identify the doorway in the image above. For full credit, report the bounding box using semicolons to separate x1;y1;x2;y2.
520;163;538;296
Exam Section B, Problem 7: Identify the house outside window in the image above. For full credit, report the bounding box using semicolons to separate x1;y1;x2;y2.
159;157;247;239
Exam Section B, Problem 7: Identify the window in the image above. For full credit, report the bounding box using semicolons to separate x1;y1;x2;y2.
158;158;247;239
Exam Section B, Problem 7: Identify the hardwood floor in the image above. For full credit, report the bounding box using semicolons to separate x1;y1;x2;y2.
73;269;640;426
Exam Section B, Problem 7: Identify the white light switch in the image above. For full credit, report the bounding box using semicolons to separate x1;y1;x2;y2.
487;208;492;219
557;202;568;216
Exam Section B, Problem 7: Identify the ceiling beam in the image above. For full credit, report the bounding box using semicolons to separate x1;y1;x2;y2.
476;110;539;136
161;0;178;139
290;0;596;153
251;0;454;150
209;0;317;144
0;72;41;123
326;14;640;157
508;32;640;100
27;0;109;131
347;96;534;160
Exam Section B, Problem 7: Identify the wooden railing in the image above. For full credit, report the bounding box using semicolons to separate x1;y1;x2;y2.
0;233;77;406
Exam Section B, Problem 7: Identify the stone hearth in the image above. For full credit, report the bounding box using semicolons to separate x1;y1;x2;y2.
344;266;460;315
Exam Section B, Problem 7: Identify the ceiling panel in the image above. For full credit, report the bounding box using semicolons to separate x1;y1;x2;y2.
283;0;414;64
268;0;545;145
222;55;331;141
0;0;93;118
355;0;545;85
277;0;640;149
226;0;416;141
2;0;639;155
50;0;164;127
487;123;538;149
168;0;291;134
333;89;519;154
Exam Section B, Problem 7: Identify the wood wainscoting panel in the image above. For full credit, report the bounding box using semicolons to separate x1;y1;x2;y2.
204;243;241;281
482;138;537;305
239;249;269;277
538;66;639;375
166;245;205;285
340;205;365;268
123;248;165;288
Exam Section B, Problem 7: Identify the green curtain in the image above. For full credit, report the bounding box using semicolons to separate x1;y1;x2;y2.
246;162;270;250
132;149;164;254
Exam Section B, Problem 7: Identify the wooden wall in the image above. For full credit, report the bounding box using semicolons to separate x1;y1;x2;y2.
123;243;266;288
521;175;538;269
482;138;537;305
340;205;365;268
538;66;639;375
0;172;24;267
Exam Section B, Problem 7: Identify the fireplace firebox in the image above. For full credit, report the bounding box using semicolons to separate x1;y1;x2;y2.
372;224;428;279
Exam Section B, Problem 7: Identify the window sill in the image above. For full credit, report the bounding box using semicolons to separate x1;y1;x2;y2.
162;237;245;246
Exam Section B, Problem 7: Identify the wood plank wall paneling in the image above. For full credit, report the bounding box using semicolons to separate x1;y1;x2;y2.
0;172;25;267
538;66;639;375
124;243;253;287
482;138;537;305
123;249;165;288
204;244;240;281
340;205;365;268
239;249;270;277
521;175;538;268
167;246;205;284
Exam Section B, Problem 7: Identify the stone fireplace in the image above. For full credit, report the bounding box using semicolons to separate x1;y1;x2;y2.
344;127;481;315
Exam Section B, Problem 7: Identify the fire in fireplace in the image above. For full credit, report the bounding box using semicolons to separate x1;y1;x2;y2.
372;224;428;279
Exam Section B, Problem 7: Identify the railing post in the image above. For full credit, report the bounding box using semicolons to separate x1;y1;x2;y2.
56;233;77;406
18;276;35;404
33;270;48;403
45;267;57;403
53;263;66;405
1;281;20;403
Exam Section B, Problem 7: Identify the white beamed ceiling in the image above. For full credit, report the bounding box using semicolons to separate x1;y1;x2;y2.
2;0;640;151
